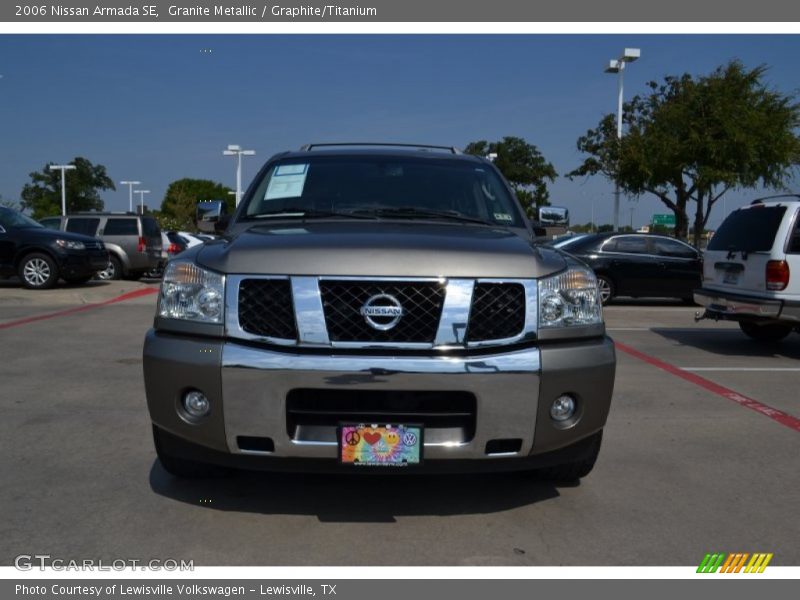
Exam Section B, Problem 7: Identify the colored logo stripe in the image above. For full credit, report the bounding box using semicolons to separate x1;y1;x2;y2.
697;553;773;573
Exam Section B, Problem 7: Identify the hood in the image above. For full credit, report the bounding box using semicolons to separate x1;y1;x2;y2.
16;227;100;245
196;221;566;278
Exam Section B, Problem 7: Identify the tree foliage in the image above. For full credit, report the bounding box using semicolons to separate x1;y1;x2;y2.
570;61;800;245
21;157;115;219
464;136;557;218
158;178;232;231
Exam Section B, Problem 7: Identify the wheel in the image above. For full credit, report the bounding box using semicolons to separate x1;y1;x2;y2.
739;321;793;342
152;426;224;479
64;275;93;285
535;430;603;482
18;253;59;289
96;255;122;280
596;275;614;306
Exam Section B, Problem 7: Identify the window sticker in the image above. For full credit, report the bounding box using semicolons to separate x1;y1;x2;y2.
494;212;513;222
265;163;309;200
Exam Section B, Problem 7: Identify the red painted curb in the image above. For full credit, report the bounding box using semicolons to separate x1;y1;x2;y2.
615;341;800;433
0;287;158;331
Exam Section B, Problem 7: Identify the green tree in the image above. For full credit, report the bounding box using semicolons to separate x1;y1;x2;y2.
21;157;115;219
159;178;232;231
569;61;800;245
464;136;557;219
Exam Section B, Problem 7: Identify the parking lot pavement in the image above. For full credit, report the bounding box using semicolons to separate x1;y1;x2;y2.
1;288;798;566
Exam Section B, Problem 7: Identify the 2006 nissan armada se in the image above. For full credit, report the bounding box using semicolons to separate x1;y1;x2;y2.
143;144;616;480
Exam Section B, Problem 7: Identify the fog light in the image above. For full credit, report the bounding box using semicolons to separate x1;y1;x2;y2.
550;394;576;422
183;390;210;418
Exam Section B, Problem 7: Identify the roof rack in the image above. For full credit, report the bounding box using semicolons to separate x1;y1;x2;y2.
750;194;800;204
299;142;461;154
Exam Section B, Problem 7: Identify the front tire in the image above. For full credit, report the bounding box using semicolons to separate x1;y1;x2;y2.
739;321;793;342
96;255;122;280
152;426;225;479
19;253;59;289
596;275;614;306
534;430;603;482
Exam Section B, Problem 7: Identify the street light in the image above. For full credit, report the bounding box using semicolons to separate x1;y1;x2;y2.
120;180;141;213
223;144;255;207
134;190;150;214
48;164;77;216
604;47;640;232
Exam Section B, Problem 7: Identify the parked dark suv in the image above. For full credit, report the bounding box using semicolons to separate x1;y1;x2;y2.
0;207;108;289
40;212;162;280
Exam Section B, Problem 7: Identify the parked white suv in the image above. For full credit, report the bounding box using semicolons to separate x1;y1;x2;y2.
695;196;800;341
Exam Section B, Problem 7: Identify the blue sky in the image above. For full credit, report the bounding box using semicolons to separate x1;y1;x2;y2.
0;35;798;228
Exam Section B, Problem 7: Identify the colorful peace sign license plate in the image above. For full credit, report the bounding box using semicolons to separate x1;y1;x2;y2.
339;424;423;467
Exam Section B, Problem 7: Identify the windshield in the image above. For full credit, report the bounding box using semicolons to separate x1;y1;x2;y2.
242;156;524;227
0;208;43;230
708;206;786;253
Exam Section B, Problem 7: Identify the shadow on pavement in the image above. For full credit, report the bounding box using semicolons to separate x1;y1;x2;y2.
148;461;563;522
652;327;800;359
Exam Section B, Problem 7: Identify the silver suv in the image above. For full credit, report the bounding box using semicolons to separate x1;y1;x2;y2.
40;212;162;280
695;196;800;341
143;144;617;480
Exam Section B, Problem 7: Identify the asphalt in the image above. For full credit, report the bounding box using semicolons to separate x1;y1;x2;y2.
0;281;798;566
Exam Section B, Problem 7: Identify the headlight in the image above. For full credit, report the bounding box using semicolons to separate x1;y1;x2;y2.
56;239;85;250
158;261;225;324
538;266;602;328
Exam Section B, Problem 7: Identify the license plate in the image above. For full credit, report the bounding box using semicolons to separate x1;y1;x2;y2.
339;424;422;467
723;270;740;285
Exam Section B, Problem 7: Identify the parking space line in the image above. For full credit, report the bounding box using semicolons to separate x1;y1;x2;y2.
615;341;800;433
0;287;158;331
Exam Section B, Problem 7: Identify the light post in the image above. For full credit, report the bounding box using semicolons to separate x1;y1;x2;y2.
134;190;150;214
604;47;641;232
223;144;255;207
48;164;77;216
120;180;141;212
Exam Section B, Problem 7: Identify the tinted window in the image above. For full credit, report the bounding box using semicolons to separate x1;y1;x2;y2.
103;218;138;236
66;217;100;236
142;217;161;238
788;211;800;253
653;238;697;258
606;236;648;254
39;218;61;230
244;156;524;227
708;206;786;252
0;208;45;230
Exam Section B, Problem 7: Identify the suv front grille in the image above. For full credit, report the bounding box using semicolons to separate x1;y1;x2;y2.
467;283;526;342
320;280;445;343
238;279;297;340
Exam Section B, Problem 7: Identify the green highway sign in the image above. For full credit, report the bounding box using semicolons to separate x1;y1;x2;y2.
652;214;676;226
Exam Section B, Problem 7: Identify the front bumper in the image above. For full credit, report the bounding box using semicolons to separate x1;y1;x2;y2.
143;332;616;471
694;288;800;323
58;250;109;277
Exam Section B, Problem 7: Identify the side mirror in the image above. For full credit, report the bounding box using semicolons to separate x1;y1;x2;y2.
214;214;231;235
196;200;228;233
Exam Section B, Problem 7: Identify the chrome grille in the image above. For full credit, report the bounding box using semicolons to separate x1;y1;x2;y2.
238;279;297;340
320;280;445;343
467;283;526;342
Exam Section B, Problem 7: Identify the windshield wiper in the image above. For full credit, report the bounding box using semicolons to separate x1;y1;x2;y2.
353;207;495;226
250;208;378;220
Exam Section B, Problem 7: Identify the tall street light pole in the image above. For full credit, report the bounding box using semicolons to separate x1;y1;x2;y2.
604;48;640;232
120;180;141;213
134;190;150;214
48;164;77;216
223;144;255;207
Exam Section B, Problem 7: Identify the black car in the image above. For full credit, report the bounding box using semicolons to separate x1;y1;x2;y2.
550;232;702;304
0;207;109;289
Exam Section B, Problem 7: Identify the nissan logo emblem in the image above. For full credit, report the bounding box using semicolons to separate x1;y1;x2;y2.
360;294;404;331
